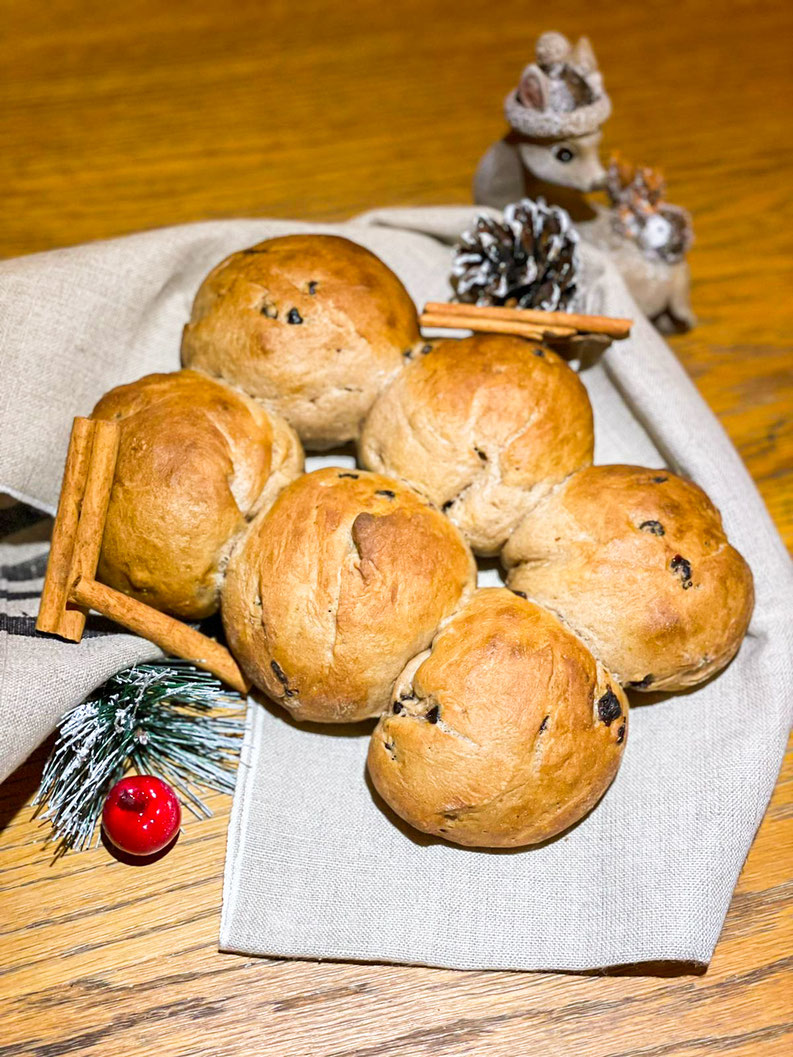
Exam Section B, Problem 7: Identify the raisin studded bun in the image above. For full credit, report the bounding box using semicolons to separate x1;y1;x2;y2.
221;467;477;723
92;370;303;619
503;465;755;690
368;588;628;848
181;234;422;450
358;334;594;555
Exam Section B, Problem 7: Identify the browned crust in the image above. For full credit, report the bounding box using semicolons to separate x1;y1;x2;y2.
503;465;755;690
359;334;594;554
368;588;628;847
181;234;421;449
220;466;477;722
92;369;303;619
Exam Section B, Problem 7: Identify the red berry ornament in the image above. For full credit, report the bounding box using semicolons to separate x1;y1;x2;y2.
102;775;181;856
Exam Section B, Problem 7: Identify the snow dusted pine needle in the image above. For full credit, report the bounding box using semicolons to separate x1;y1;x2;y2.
34;661;246;855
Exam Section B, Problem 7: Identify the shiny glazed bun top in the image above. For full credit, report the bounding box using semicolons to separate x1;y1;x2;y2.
503;465;755;690
368;588;628;848
181;234;422;450
92;369;303;619
221;466;477;723
359;334;594;555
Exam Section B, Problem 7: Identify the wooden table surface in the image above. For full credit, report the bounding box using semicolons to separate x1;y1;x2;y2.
1;2;791;1054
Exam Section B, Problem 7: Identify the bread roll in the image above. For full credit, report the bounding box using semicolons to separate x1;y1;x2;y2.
181;234;421;449
503;465;754;690
359;334;594;554
92;369;303;619
221;467;476;722
368;588;628;848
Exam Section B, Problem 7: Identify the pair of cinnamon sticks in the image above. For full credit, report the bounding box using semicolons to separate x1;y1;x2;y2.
37;418;119;641
419;302;632;343
36;417;249;694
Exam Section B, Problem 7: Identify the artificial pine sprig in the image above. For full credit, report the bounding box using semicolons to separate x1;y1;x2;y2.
34;661;246;855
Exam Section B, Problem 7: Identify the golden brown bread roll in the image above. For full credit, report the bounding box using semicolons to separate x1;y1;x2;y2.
502;465;755;690
359;334;594;555
181;234;421;450
92;369;303;619
368;588;628;848
221;466;477;723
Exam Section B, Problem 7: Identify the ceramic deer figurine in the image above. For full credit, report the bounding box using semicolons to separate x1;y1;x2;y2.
474;32;696;331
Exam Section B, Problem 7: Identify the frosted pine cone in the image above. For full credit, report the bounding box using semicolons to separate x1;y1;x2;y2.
451;199;579;311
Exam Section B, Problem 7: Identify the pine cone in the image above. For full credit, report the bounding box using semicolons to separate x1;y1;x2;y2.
605;156;693;264
452;199;579;311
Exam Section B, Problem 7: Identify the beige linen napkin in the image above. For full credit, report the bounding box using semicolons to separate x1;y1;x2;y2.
1;207;791;971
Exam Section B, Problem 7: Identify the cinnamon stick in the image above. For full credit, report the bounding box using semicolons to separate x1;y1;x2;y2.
70;576;251;695
59;419;120;642
36;417;96;636
422;301;632;339
420;312;552;342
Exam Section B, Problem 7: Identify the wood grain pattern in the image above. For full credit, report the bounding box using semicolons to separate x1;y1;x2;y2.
1;1;791;1054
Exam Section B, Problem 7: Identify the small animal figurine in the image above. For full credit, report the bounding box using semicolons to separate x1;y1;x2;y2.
587;155;695;331
474;31;695;331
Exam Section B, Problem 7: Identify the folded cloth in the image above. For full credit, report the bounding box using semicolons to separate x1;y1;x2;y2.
1;207;791;972
0;499;163;779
